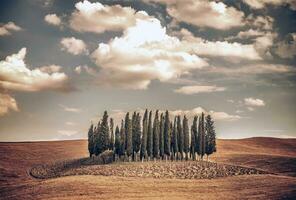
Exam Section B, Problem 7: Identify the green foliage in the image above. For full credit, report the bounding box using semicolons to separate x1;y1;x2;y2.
140;109;148;160
114;125;121;155
177;115;183;158
99;111;110;154
125;112;133;157
159;113;164;158
153;110;160;158
119;120;125;156
133;113;142;154
199;112;206;159
164;110;171;156
94;121;101;155
183;115;190;159
87;124;94;157
109;118;114;150
171;117;179;156
190;125;196;160
205;114;217;157
147;110;153;158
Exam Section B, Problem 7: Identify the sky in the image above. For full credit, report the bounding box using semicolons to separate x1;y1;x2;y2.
0;0;296;141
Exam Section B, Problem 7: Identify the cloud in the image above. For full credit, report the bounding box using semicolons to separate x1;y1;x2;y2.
244;97;265;106
146;0;245;30
275;33;296;59
243;0;296;10
60;37;88;55
70;0;141;33
179;29;262;61
44;14;61;26
0;22;22;36
209;63;295;74
59;104;82;113
58;130;78;136
174;85;226;95
74;65;96;75
91;14;208;89
0;93;19;116
0;48;71;92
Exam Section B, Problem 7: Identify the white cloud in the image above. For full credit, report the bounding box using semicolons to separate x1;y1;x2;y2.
0;48;70;92
147;0;245;30
58;130;78;136
0;93;19;116
59;104;82;113
179;29;262;61
209;63;295;74
91;14;208;89
174;85;226;95
243;0;296;10
0;22;22;36
275;33;296;59
60;37;88;55
244;97;265;106
74;65;96;75
70;0;141;33
44;14;61;26
169;107;241;121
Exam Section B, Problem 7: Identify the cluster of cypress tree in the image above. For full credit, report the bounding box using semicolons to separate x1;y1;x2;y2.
88;110;216;161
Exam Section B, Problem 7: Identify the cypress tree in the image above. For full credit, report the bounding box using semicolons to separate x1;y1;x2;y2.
88;124;94;157
153;110;160;159
190;125;196;160
109;118;114;150
205;114;216;160
114;125;121;157
172;117;178;159
147;110;153;159
183;115;190;160
125;112;133;160
199;112;206;160
177;115;183;160
132;112;137;160
94;121;101;155
140;109;148;161
159;113;165;159
119;120;125;158
164;110;171;160
193;116;199;157
133;113;142;161
99;111;110;153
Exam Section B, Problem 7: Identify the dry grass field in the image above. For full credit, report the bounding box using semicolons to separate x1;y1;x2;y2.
0;137;295;200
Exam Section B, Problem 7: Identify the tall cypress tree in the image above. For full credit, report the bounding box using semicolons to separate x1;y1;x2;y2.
177;115;183;160
125;112;133;160
119;120;125;158
192;116;199;157
159;113;165;159
205;114;216;160
100;111;110;153
190;125;196;160
199;112;206;160
147;110;153;159
172;117;179;159
164;110;171;160
153;110;160;159
183;115;190;160
133;113;142;161
132;112;137;160
94;121;101;155
109;118;114;150
140;109;148;161
88;124;94;157
114;125;121;156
